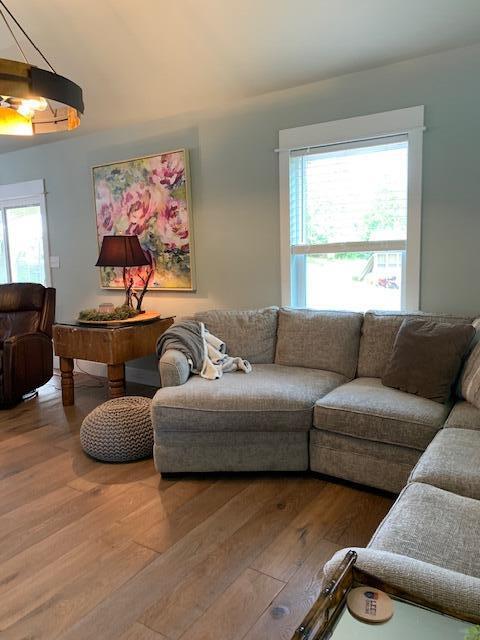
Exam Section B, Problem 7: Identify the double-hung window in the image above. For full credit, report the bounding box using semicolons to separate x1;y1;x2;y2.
0;179;51;286
279;107;424;312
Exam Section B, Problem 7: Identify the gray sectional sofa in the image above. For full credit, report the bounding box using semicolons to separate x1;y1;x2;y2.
152;306;476;492
152;305;480;620
322;426;480;621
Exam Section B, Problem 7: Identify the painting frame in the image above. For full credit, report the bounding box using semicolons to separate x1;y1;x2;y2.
92;148;196;292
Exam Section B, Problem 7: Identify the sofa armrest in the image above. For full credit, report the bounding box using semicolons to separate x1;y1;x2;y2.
3;332;53;402
159;349;190;387
323;547;480;623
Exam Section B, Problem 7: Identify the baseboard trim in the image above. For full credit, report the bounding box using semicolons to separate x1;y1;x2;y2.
53;356;159;388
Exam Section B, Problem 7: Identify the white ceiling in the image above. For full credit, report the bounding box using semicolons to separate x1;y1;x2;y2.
1;0;480;153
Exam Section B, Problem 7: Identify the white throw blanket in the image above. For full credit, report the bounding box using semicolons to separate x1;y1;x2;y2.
198;323;252;380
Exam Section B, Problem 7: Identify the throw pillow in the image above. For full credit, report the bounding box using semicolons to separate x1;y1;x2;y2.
382;319;475;403
460;318;480;408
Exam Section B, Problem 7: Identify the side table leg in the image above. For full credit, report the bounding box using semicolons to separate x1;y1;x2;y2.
60;357;75;406
107;363;126;399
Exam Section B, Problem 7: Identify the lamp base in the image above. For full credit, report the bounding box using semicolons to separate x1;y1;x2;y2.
123;267;152;313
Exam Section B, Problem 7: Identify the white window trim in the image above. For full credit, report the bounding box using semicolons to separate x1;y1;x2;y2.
0;179;46;201
0;179;52;287
278;106;424;311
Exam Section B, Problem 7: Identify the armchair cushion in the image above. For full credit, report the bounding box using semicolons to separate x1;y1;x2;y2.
1;310;41;337
0;282;46;312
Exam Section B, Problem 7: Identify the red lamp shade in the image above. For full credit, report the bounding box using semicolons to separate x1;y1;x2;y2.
95;235;149;267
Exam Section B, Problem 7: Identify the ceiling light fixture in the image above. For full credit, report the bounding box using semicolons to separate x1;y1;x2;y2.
0;1;84;136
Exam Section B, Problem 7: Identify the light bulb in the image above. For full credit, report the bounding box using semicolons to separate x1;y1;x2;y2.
23;97;48;112
16;97;48;119
17;102;34;118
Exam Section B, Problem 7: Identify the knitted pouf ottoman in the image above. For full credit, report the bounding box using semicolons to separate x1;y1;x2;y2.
80;396;153;462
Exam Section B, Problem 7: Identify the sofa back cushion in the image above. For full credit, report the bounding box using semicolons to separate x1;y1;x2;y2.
194;306;278;364
358;311;474;378
275;308;363;378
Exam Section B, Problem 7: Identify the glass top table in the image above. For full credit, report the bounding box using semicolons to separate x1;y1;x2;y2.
291;551;479;640
327;598;473;640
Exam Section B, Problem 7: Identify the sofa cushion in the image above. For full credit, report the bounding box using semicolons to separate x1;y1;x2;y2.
314;377;450;450
193;307;278;364
152;364;346;433
382;319;474;403
444;400;480;430
275;308;363;378
358;310;473;379
409;428;480;499
369;482;480;578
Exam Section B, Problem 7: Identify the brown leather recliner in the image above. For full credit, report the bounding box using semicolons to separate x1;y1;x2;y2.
0;283;56;406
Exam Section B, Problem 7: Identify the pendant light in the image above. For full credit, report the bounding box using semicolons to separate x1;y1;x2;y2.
0;1;84;136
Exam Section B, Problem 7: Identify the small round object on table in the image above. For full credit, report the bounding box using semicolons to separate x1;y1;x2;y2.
347;586;394;623
80;396;153;462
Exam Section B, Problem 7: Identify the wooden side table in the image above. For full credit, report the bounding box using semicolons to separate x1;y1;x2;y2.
53;316;174;406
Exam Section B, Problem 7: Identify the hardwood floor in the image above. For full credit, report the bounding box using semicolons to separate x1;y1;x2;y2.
0;372;394;640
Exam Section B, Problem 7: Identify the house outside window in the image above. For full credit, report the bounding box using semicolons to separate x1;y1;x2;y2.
279;106;424;312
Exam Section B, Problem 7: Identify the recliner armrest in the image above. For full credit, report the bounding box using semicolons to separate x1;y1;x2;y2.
3;332;53;401
159;349;190;387
3;331;51;345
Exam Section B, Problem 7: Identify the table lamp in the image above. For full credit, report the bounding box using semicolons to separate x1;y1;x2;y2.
95;235;152;311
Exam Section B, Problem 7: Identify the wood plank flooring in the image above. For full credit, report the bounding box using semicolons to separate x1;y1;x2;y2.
0;372;394;640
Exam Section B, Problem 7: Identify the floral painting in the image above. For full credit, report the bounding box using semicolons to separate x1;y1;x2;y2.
93;149;195;291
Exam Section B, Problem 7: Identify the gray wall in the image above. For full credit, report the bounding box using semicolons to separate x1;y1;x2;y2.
0;43;479;374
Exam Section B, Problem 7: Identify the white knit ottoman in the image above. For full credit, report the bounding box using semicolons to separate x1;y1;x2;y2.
80;396;153;462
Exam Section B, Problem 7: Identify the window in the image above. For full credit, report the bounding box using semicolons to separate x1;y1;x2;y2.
279;107;424;312
0;180;51;286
